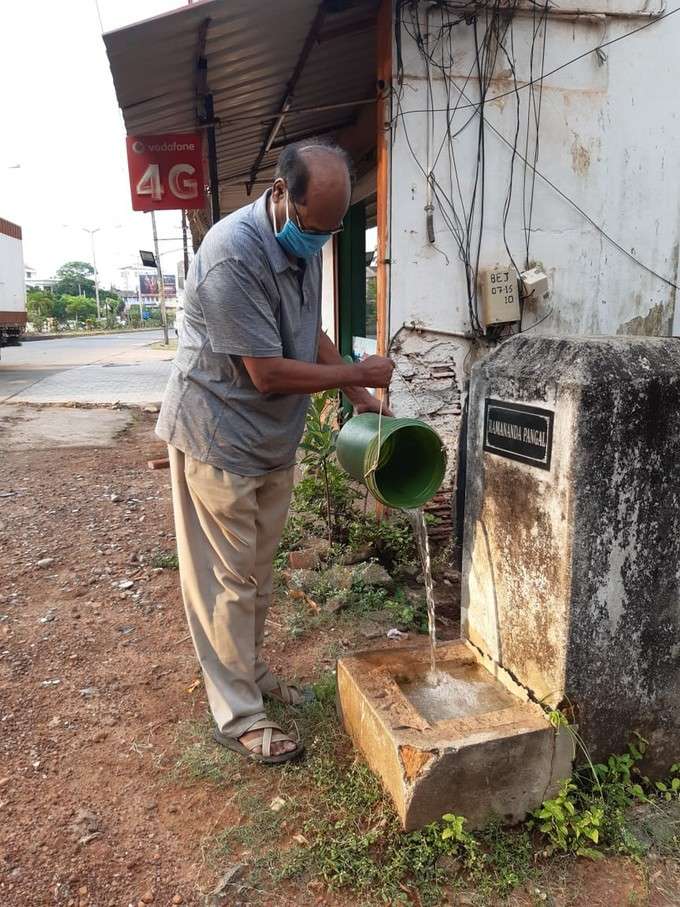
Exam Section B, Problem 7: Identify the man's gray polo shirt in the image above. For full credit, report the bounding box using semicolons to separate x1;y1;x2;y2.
156;190;322;475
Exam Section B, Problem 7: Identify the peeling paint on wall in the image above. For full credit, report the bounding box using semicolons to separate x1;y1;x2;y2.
617;300;675;336
570;136;591;176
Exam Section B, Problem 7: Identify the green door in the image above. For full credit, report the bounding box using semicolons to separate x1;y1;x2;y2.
337;200;367;360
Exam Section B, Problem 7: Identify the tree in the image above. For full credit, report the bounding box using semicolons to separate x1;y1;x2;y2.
51;295;68;323
54;261;96;298
63;294;97;326
100;291;124;327
100;290;123;315
127;304;142;327
26;289;54;329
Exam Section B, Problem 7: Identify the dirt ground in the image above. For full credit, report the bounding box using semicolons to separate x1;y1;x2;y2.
0;410;678;906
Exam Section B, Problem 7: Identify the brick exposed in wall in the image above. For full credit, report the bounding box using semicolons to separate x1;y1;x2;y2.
390;328;463;479
388;329;465;539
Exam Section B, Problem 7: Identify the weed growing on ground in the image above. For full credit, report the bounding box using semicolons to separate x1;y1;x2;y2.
339;578;428;632
654;763;680;801
150;550;179;569
279;567;429;639
172;680;680;904
531;778;605;858
171;719;239;785
530;733;680;861
347;511;419;573
180;676;538;904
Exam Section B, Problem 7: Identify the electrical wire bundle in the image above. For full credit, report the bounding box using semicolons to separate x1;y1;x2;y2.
392;0;680;340
394;0;543;336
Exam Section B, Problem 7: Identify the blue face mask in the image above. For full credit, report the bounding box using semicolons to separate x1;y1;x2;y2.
272;193;331;260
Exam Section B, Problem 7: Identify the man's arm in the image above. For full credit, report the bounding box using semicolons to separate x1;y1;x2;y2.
316;331;393;415
242;342;393;396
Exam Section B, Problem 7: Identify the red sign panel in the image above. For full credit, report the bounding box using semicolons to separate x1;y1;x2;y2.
126;132;205;211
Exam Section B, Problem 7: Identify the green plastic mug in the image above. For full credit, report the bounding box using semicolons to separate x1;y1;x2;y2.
335;413;447;509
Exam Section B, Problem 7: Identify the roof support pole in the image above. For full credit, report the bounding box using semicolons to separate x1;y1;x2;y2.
195;17;220;224
245;0;329;195
205;93;220;224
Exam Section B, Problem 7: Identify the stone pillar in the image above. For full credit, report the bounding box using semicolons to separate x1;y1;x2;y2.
462;336;680;770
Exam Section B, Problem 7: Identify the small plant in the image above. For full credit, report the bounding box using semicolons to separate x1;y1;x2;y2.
528;735;680;860
347;511;419;572
151;550;179;569
654;763;680;801
532;778;604;858
441;813;479;866
348;578;427;631
299;391;340;544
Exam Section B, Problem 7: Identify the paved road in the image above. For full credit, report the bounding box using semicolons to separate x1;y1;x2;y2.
0;331;173;405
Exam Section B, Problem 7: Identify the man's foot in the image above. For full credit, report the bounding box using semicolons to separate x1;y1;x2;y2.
212;719;304;764
239;728;297;756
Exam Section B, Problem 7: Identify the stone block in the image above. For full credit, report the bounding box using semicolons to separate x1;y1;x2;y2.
288;548;320;570
337;640;571;830
462;336;680;770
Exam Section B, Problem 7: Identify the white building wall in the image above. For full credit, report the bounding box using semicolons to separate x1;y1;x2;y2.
390;2;680;340
321;240;337;343
387;2;680;482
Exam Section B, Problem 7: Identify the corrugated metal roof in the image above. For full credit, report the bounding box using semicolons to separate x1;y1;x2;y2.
104;0;378;214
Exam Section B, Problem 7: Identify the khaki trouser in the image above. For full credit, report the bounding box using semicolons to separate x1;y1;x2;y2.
168;445;294;737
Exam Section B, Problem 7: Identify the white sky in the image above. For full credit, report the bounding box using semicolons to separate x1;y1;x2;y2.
0;0;186;288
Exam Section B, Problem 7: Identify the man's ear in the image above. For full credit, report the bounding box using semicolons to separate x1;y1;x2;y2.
272;178;286;202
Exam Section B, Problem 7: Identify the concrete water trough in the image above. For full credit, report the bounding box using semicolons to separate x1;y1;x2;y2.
337;639;572;830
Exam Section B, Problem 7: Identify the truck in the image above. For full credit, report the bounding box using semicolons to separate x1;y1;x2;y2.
0;216;26;355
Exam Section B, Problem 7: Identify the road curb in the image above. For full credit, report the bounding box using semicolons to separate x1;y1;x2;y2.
21;328;162;343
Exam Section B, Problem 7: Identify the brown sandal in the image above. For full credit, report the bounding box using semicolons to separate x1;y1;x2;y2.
264;679;314;707
213;718;304;765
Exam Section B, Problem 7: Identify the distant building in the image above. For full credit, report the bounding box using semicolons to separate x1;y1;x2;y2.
24;264;57;291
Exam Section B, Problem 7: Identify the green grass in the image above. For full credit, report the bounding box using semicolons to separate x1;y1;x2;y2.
151;550;179;569
172;719;240;785
212;789;290;854
171;676;541;905
170;682;680;905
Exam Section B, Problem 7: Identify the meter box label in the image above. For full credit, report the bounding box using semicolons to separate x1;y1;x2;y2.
483;399;554;470
479;266;520;326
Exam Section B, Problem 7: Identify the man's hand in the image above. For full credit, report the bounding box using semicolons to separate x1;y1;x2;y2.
355;395;394;417
355;355;394;389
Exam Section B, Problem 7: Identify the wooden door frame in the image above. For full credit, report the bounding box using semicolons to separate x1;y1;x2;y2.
376;0;392;361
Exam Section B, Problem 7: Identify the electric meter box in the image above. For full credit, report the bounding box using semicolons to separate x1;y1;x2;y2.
520;267;549;301
479;266;520;328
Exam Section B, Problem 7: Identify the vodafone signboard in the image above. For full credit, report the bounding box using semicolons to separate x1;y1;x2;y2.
126;132;205;211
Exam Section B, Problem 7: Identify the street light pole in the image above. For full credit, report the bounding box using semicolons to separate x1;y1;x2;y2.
150;211;169;346
181;209;190;279
62;224;104;318
86;228;102;319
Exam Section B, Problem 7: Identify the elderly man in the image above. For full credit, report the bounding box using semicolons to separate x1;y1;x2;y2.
157;139;393;764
